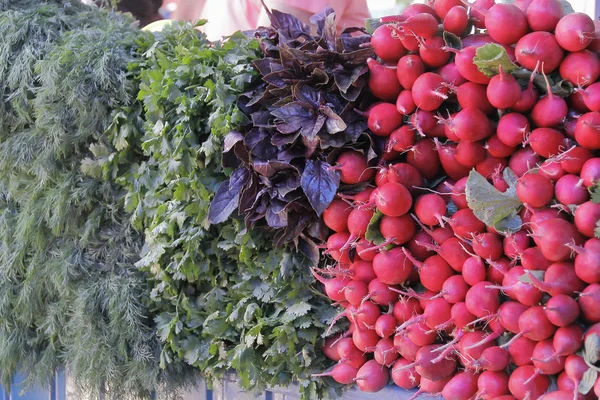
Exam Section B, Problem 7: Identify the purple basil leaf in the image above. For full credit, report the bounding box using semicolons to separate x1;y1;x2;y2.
301;159;339;216
322;12;337;51
208;176;241;224
224;131;244;152
275;174;301;197
320;106;347;134
271;131;299;147
293;83;320;107
229;167;250;191
245;128;278;160
271;101;318;136
340;33;371;52
253;160;293;177
268;9;310;40
334;65;367;94
309;7;334;37
250;110;273;128
298;236;320;265
266;205;288;228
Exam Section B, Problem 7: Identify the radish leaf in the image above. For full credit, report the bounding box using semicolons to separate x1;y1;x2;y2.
473;43;519;77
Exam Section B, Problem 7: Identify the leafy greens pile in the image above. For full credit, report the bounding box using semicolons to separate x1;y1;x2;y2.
88;21;340;398
208;8;375;249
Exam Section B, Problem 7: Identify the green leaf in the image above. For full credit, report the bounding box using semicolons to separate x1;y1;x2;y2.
579;368;598;395
589;181;600;204
443;31;462;50
282;302;312;323
595;220;600;239
473;43;520;77
465;169;523;229
518;270;545;285
365;209;385;245
584;333;600;365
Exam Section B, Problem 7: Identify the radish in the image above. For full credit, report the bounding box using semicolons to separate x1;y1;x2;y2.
483;3;528;45
441;370;479;400
337;337;367;368
516;173;554;208
396;54;425;89
445;178;469;209
555;174;589;205
575;111;600;150
525;261;585;296
402;3;438;19
569;238;600;284
322;334;344;361
343;206;374;249
398;344;457;381
406;138;441;179
443;6;469;36
438;62;467;86
312;269;350;302
366;279;398;305
391;358;420;389
326;232;352;263
335;151;375;185
433;302;476;332
354;300;381;328
434;139;472;180
580;157;600;187
508;147;540;177
487;265;542;306
352;326;381;352
368;102;403;137
367;58;402;101
393;297;423;324
352;258;376;280
530;69;568;128
555;12;596;52
354;359;389;392
457;82;495;115
514;0;534;11
439;107;492;141
406;320;438;346
531;338;567;376
372;247;412;285
344;279;369;306
527;128;565;158
408;230;436;260
417;237;472;272
512;67;540;113
323;199;352;233
312;362;359;384
456;330;495;361
492;166;511;191
560;50;600;87
497;113;530;147
506;336;537;366
371;25;407;64
579;283;600;323
528;207;567;226
564;354;590;392
472;233;503;261
545;294;580;327
539;324;584;362
414;193;446;226
580;81;600;111
486;257;511;285
411;72;449;111
503;231;530;259
394;332;420;361
439;275;470;304
470;0;494;29
408;376;451;400
379;214;417;245
453;46;492;84
476;370;510;398
410;109;437;137
465;281;500;318
508;365;550;400
434;0;464;19
487;134;516;159
419;36;452;68
487;67;521;109
530;218;585;262
561;146;594;175
396;13;439;39
373;337;399;366
389;163;424;194
462;256;486;286
569;91;592;114
538;159;566;182
540;391;585;400
455;140;487;168
398;298;452;333
373;182;412;217
525;0;563;31
402;249;454;292
469;346;510;372
515;32;564;73
388;126;415;154
395;90;416;116
506;306;557;346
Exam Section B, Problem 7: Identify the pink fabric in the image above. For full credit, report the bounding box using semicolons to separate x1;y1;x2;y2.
173;0;370;40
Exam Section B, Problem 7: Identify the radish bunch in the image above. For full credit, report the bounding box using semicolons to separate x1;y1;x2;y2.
313;0;600;398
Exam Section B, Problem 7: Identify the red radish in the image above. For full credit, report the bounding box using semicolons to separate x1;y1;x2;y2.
354;301;381;328
439;107;492;141
438;62;467;86
445;178;468;209
555;174;589;205
312;269;349;302
396;13;439;39
441;370;479;400
375;166;390;187
353;326;380;352
516;173;554;208
497;113;530;147
388;126;415;153
367;279;398;305
312;362;358;384
580;81;600;111
434;0;464;19
394;332;420;361
335;151;375;185
514;0;534;11
417;237;472;272
528;207;567;226
569;91;592;114
509;147;541;177
581;157;600;187
354;359;389;392
437;275;469;304
506;336;537;366
398;344;457;381
402;2;438;19
399;298;452;333
409;376;451;400
526;261;586;295
322;334;344;361
455;140;486;168
326;232;352;263
337;338;367;368
560;50;600;87
410;109;437;137
462;256;486;286
579;283;600;323
338;187;375;204
373;337;399;366
483;3;528;45
472;232;503;261
465;281;500;318
352;257;376;280
487;67;521;109
453;46;492;84
456;330;495;361
492;167;510;192
406;138;441;179
513;67;540;113
391;358;420;389
367;58;402;101
389;163;424;194
531;339;566;375
470;0;494;28
545;294;580;327
525;0;563;31
569;238;600;284
408;230;436;260
379;214;416;245
531;218;585;262
507;306;557;345
539;391;585;400
402;249;454;293
515;32;564;73
487;134;516;159
433;302;476;332
443;6;469;36
486;257;511;285
406;320;438;346
372;247;412;285
368;102;403;137
478;156;508;180
575;112;600;150
530;70;568;128
344;280;369;306
561;147;594;175
419;36;452;68
555;12;596;52
434;139;472;180
395;90;416;116
411;73;449;111
399;33;420;53
527;128;565;158
503;231;530;259
565;354;590;384
538;159;566;182
457;82;494;115
414;193;446;226
541;324;584;362
469;346;510;372
373;182;412;217
323;199;352;233
508;365;550;400
371;25;407;63
477;370;510;398
343;206;374;249
396;55;425;89
487;265;542;306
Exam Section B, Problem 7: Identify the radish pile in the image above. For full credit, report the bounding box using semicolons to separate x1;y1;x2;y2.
313;0;600;398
